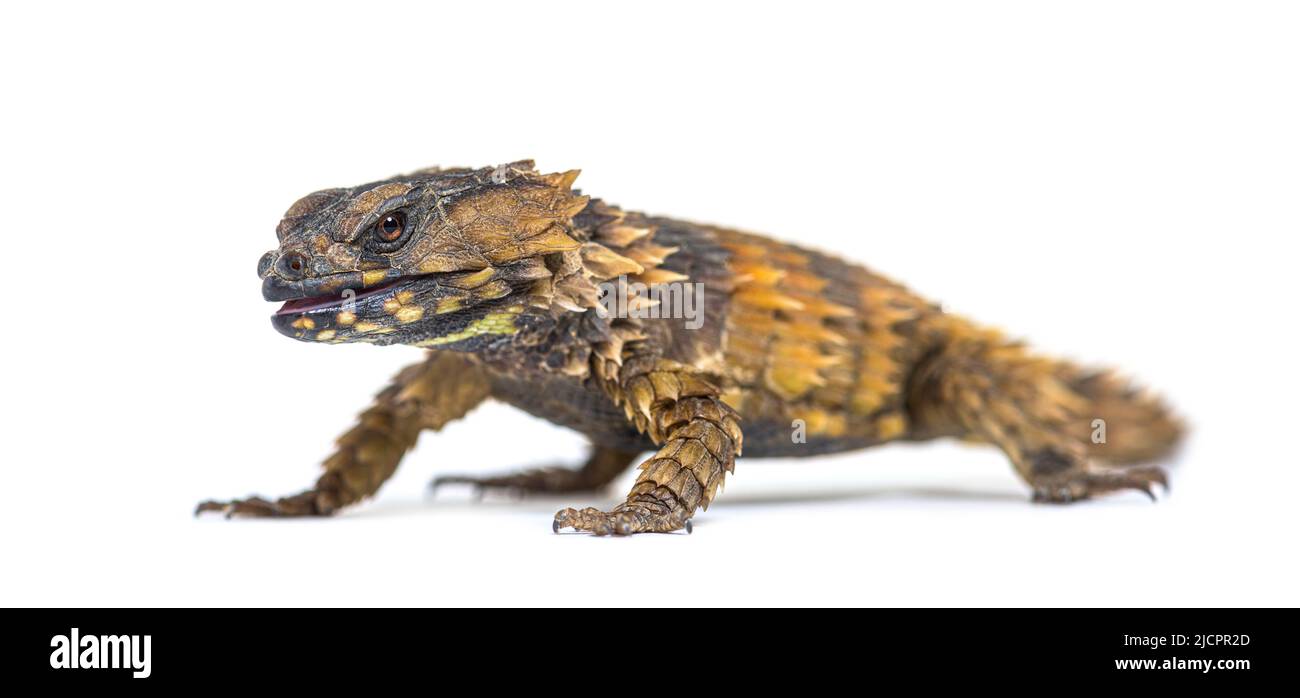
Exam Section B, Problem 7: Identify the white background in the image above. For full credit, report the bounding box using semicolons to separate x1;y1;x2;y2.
2;1;1297;607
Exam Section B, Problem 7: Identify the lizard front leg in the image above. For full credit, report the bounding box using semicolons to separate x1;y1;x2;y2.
431;446;641;497
554;357;742;535
197;352;489;517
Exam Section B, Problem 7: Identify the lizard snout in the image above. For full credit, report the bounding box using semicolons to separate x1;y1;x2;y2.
257;250;276;279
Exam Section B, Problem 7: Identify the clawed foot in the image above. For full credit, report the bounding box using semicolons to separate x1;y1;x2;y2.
431;466;603;499
194;491;334;518
1032;465;1169;503
552;505;692;536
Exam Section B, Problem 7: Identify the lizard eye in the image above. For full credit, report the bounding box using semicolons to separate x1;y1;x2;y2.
376;212;406;242
368;210;413;254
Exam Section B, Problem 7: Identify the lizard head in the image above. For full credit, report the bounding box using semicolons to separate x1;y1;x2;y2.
260;160;593;349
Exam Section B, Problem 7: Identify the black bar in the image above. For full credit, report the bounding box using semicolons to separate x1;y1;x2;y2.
3;608;1288;688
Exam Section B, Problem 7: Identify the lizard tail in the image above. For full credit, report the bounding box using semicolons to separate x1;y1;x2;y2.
906;314;1185;469
1065;366;1185;466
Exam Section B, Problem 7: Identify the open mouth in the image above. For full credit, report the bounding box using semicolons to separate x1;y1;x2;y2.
273;278;403;316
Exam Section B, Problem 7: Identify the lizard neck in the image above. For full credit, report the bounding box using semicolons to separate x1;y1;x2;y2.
464;199;677;380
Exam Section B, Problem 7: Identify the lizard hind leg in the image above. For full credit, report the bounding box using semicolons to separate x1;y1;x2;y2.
908;327;1170;503
430;446;642;498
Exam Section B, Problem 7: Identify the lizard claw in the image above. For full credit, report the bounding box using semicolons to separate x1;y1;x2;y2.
1031;465;1170;504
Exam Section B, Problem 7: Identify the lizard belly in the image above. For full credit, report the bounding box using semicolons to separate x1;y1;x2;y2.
486;371;655;453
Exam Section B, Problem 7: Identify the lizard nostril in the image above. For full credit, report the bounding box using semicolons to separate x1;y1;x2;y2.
277;251;308;280
257;251;276;278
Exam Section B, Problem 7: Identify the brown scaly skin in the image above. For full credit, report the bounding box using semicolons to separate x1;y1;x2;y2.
198;161;1184;534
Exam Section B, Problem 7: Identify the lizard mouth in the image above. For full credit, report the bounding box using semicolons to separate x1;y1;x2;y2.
273;278;404;316
262;270;419;315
